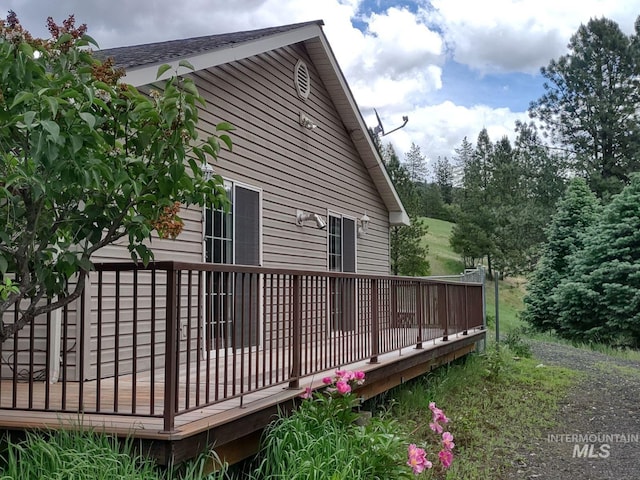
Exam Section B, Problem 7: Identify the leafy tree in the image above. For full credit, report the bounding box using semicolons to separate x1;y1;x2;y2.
381;145;429;276
0;14;231;341
529;16;640;199
554;174;640;346
521;178;600;332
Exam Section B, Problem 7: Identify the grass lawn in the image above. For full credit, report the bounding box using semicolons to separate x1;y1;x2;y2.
421;217;464;276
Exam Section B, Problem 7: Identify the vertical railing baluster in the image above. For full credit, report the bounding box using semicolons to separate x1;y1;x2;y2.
132;269;138;414
370;278;379;363
162;262;177;433
415;281;423;349
114;271;120;412
289;274;301;389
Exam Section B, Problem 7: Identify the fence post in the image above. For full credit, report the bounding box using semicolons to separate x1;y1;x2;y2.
289;274;302;389
370;279;379;363
463;284;469;335
162;262;178;433
440;284;449;341
415;281;423;349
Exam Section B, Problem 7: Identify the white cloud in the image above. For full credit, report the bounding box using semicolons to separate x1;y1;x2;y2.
430;0;639;74
371;101;527;165
7;1;637;179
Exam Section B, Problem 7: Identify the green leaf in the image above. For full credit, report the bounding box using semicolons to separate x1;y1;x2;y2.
56;33;73;46
23;111;36;128
41;120;60;141
215;122;235;132
79;112;96;129
82;34;99;48
178;60;195;71
10;91;34;109
70;135;83;153
44;96;58;118
156;64;172;79
19;42;34;57
219;134;233;152
0;255;7;275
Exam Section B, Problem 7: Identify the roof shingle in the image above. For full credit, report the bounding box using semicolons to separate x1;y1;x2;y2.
95;20;322;69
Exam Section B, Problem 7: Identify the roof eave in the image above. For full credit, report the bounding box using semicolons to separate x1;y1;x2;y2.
304;32;409;227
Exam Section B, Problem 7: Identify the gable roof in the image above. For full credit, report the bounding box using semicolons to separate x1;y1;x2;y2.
97;21;409;226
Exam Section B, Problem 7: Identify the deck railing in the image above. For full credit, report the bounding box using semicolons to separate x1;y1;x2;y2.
0;261;484;432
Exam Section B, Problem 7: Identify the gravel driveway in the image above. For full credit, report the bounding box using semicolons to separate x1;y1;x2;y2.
507;341;640;480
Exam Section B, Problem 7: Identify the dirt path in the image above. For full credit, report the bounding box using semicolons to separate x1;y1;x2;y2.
507;341;640;480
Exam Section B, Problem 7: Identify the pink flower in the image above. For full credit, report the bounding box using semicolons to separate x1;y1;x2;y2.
407;444;432;474
322;377;333;385
442;432;455;450
429;422;443;434
335;369;347;378
335;380;351;395
429;402;449;424
299;387;312;399
438;449;453;469
340;370;355;382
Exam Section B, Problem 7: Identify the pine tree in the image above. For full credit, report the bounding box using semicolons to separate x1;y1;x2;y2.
382;145;430;276
554;174;640;346
521;178;600;332
530;16;640;199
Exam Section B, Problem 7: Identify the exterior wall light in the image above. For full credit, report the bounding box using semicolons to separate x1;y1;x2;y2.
358;212;370;238
296;210;326;229
201;162;214;181
299;112;317;130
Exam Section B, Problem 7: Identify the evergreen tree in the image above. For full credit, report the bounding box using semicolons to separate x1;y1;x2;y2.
530;16;640;199
554;174;640;346
521;178;600;332
433;156;454;204
382;145;430;276
403;142;429;183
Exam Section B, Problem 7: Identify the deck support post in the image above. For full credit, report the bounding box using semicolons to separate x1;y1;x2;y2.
162;262;178;433
369;279;379;363
288;274;302;389
440;284;449;342
415;281;423;350
463;284;469;335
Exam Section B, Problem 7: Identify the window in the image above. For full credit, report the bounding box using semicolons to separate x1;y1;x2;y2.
204;181;261;349
328;214;355;273
328;213;356;331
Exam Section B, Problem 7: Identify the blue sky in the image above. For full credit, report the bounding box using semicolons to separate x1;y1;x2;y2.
7;0;639;169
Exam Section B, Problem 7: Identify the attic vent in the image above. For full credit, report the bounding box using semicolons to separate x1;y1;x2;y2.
294;59;311;100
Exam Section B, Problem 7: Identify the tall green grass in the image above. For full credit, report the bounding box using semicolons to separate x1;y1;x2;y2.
0;429;228;480
387;347;578;479
250;397;411;479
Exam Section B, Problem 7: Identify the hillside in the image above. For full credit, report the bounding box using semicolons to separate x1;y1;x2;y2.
420;217;464;276
421;216;525;333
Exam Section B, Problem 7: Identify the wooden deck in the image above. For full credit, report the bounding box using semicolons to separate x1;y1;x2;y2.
0;329;484;464
0;261;486;465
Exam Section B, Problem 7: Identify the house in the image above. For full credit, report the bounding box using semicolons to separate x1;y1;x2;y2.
0;20;485;466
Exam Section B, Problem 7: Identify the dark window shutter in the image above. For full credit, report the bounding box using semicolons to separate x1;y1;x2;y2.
342;218;356;273
234;186;260;266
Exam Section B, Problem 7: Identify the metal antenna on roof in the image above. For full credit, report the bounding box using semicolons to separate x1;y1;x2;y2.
372;108;408;137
